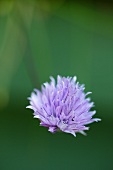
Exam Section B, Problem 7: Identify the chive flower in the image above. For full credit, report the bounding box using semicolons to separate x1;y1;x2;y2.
27;76;101;137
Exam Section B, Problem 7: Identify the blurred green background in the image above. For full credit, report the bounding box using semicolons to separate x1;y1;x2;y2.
0;0;113;169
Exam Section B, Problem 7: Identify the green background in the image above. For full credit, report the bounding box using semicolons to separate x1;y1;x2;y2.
0;0;113;169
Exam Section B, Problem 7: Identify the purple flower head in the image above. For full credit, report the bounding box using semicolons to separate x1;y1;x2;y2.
27;76;101;137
